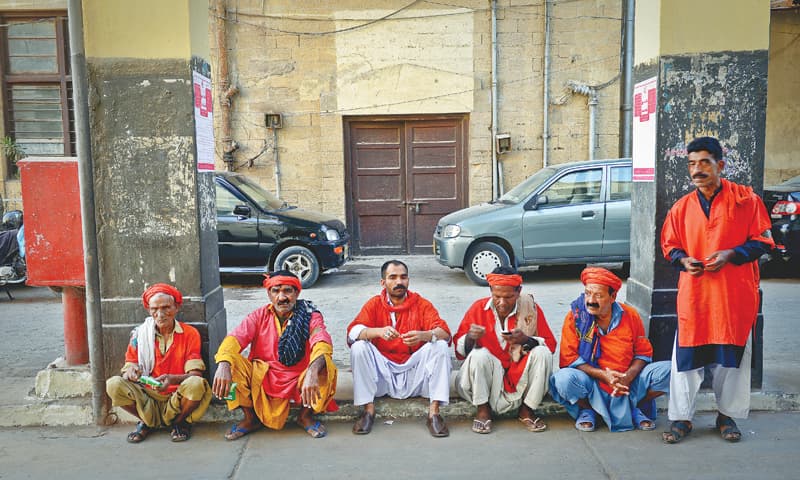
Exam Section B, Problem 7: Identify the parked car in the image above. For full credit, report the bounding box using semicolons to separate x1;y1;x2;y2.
215;172;349;288
761;174;800;274
434;159;632;285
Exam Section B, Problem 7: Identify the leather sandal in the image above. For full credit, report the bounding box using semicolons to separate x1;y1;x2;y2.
716;414;742;443
662;420;693;444
426;414;449;437
352;411;375;435
126;421;151;444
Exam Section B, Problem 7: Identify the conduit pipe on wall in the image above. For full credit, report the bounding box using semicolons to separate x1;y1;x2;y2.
67;0;107;426
620;0;635;158
490;0;500;199
565;81;599;161
214;0;239;170
542;0;553;168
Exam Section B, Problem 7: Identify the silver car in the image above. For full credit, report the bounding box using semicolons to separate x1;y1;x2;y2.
433;158;632;285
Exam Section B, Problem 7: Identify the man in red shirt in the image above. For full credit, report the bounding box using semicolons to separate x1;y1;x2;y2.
347;260;452;437
661;136;773;444
549;267;670;432
453;267;556;434
213;270;337;440
106;283;211;443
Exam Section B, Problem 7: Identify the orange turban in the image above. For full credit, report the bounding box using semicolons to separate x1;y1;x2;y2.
486;273;523;288
141;283;183;309
262;273;302;293
580;267;622;292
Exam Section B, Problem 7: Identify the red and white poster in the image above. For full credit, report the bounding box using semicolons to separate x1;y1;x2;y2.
193;70;215;172
632;76;657;182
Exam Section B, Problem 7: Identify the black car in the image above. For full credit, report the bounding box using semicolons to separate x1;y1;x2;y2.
762;174;800;274
215;172;349;288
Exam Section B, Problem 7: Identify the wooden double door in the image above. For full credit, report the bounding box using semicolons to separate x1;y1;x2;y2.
345;115;468;255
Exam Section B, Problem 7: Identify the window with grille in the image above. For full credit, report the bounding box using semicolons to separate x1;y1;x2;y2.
0;12;74;177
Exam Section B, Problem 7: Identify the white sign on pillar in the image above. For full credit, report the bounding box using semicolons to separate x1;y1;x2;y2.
193;70;215;172
632;76;657;182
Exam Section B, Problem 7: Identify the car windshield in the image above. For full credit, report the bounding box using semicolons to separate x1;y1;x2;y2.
497;167;558;204
226;175;287;211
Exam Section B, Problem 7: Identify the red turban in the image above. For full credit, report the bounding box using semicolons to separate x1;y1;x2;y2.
262;274;302;293
580;267;622;292
486;273;523;288
141;283;183;309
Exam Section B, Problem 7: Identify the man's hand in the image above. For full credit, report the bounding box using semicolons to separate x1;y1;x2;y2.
400;330;429;346
378;326;399;341
301;368;321;408
680;257;705;277
500;328;528;345
604;368;631;397
704;249;735;272
153;373;178;392
212;361;232;399
467;324;486;341
122;364;141;382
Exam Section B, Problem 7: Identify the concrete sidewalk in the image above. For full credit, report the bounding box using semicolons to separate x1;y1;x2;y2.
1;255;798;427
1;412;799;480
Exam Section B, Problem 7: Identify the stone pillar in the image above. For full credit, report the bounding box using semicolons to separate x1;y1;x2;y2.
81;1;226;380
625;1;770;387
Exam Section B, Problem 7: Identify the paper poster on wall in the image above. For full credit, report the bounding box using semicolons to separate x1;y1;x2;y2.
632;76;657;182
192;70;215;172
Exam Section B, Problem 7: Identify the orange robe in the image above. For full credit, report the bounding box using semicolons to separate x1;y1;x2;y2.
124;321;204;394
454;298;556;392
347;290;451;364
661;179;774;348
558;303;651;394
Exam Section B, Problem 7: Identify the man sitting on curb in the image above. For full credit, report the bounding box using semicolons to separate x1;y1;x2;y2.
347;260;452;437
213;270;338;440
453;266;556;434
106;283;211;443
549;267;670;432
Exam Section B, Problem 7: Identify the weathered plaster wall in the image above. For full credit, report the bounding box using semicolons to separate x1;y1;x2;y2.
765;9;800;186
214;0;625;213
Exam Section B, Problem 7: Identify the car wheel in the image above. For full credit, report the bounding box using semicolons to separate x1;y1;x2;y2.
465;242;511;286
274;246;320;289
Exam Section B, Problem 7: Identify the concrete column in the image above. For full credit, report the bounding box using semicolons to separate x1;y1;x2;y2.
81;1;226;380
625;1;770;386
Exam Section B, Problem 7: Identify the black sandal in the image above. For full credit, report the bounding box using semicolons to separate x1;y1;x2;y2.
171;421;191;442
716;414;741;443
126;421;151;444
662;420;692;444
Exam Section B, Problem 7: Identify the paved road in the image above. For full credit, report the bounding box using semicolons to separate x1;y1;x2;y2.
1;412;799;479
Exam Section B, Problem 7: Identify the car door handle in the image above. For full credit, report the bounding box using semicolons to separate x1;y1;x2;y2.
581;210;596;219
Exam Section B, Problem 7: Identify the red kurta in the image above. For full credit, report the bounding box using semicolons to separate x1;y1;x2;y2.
661;179;774;347
229;305;333;402
454;298;556;392
559;303;651;394
124;321;203;394
346;290;451;364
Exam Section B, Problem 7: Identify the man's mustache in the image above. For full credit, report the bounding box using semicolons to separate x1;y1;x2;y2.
586;302;600;308
392;285;407;291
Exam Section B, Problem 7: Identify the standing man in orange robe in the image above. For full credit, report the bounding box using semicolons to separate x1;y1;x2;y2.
661;136;774;444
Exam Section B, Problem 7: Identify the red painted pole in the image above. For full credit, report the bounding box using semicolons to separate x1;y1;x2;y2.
62;286;89;365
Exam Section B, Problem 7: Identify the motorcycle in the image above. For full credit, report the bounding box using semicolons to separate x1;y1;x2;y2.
0;210;26;299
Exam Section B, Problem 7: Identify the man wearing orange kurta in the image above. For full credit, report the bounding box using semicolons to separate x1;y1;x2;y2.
661;136;774;444
453;267;557;434
347;260;452;437
106;283;211;443
549;268;670;432
213;270;337;440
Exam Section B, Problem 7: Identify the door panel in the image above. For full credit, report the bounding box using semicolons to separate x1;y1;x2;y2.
602;165;632;257
347;116;466;254
215;183;261;267
522;168;605;260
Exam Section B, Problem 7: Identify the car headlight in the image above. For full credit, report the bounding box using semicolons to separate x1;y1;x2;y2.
442;224;461;238
323;228;340;241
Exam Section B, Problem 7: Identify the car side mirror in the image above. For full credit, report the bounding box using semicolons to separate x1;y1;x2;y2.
526;194;548;210
233;205;251;217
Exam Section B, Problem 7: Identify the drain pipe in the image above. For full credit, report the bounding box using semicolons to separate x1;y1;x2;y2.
620;0;635;158
67;0;108;425
272;128;281;198
542;0;553;167
490;0;499;199
214;0;239;170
